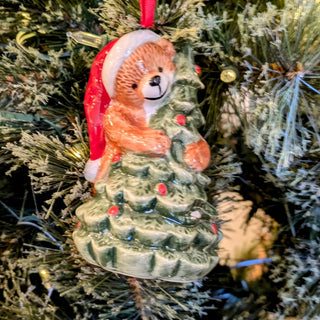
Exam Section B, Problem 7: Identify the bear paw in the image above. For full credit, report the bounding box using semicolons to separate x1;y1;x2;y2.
183;138;211;171
145;130;171;156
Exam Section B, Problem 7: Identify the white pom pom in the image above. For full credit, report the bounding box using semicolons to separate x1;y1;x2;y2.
84;158;101;182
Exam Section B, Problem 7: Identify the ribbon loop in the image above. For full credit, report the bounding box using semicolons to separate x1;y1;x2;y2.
140;0;156;28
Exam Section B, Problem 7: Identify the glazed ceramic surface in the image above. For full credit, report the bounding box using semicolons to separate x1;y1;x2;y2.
74;42;222;282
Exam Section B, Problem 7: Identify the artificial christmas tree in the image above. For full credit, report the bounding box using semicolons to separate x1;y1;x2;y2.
1;0;320;319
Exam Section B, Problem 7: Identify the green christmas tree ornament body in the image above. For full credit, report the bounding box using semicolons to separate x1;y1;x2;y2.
73;30;222;282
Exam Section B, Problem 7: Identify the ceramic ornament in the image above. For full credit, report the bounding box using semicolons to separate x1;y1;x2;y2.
73;29;222;282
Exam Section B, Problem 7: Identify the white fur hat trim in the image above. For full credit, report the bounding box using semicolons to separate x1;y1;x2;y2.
84;158;101;183
102;30;160;98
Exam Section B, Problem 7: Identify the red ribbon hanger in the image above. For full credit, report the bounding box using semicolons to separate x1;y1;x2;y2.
139;0;156;28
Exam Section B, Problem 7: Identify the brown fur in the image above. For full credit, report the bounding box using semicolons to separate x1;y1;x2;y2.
95;39;210;182
95;39;174;181
114;41;175;107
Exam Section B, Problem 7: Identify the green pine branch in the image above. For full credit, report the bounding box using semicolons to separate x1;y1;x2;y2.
4;118;91;217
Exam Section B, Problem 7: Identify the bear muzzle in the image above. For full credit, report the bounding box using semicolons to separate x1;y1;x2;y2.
142;73;171;101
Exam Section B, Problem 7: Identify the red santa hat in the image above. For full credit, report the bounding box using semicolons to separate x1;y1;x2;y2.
83;30;160;182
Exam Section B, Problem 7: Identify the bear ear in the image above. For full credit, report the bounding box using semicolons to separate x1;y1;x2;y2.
156;38;175;58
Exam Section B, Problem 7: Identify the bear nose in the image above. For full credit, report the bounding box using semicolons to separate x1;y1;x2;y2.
149;75;161;86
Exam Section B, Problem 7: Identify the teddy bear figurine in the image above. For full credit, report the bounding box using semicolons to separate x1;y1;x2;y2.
83;29;210;183
73;30;221;282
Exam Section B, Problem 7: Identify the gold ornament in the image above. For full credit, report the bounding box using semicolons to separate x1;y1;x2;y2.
220;68;238;83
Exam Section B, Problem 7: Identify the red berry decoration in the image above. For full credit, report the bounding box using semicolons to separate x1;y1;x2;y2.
176;114;186;126
211;223;218;234
108;205;119;216
195;64;201;75
158;183;167;196
112;153;122;163
76;221;82;228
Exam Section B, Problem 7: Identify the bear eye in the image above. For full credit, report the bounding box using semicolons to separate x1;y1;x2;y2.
132;84;138;89
158;67;163;72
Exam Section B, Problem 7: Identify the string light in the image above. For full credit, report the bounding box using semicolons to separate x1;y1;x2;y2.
67;31;103;49
73;151;81;158
39;269;50;280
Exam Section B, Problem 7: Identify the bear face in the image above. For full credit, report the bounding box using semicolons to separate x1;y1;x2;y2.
114;39;175;113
